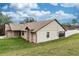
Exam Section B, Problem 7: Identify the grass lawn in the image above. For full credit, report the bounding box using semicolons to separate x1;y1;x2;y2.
0;34;79;56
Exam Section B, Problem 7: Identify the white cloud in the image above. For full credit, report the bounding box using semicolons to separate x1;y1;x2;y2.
49;10;77;20
1;11;7;15
1;11;28;22
10;3;39;9
16;11;29;17
50;3;58;6
3;3;77;23
2;3;51;22
10;3;51;19
2;9;76;23
10;3;51;17
28;10;51;17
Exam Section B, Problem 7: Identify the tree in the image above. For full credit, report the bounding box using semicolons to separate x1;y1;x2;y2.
20;17;36;24
0;12;13;35
0;12;12;25
72;19;78;25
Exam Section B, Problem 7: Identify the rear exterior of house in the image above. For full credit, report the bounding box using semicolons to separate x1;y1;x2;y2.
5;19;65;43
36;20;65;43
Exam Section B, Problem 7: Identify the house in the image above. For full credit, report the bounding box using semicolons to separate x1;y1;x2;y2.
5;19;66;43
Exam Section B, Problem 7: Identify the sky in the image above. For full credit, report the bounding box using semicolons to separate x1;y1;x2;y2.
0;3;79;24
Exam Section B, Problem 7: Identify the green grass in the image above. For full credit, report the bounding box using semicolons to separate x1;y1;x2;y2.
0;37;35;53
0;34;79;56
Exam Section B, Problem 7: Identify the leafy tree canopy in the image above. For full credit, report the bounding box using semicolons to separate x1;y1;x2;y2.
0;12;13;35
0;12;12;25
20;17;36;24
72;19;78;25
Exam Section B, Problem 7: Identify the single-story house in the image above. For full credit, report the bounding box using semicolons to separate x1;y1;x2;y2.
5;19;66;43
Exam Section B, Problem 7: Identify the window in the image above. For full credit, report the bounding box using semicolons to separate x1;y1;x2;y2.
59;31;65;37
46;32;50;38
22;32;24;36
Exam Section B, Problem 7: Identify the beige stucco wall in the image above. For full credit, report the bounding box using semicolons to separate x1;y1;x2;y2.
28;31;33;42
5;24;13;38
21;31;37;43
21;31;27;40
36;21;65;43
32;33;37;43
21;31;32;43
5;31;15;38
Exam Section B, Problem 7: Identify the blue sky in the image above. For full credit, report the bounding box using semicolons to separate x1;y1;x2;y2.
0;3;79;24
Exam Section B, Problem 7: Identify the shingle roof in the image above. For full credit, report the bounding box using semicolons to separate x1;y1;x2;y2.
26;20;53;32
9;23;26;31
9;20;53;32
8;19;66;32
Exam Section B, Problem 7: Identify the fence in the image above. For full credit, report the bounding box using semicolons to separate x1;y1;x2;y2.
65;29;79;37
